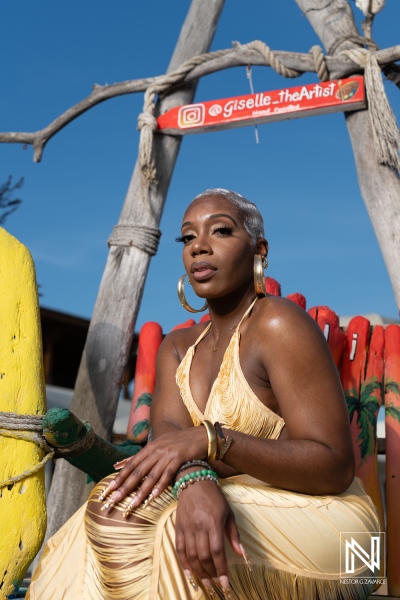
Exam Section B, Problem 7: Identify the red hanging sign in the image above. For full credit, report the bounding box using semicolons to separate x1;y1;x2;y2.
157;76;365;134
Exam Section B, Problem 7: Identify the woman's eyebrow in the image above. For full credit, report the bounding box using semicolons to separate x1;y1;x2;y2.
181;214;237;229
209;213;237;226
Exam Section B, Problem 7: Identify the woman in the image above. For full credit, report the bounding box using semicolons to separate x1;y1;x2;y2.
28;189;380;600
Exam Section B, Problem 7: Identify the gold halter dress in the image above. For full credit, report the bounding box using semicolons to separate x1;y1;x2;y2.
28;299;380;600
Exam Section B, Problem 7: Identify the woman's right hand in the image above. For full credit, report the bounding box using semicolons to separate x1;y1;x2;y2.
175;481;242;597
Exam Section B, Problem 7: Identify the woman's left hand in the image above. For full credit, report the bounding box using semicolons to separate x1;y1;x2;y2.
101;427;207;508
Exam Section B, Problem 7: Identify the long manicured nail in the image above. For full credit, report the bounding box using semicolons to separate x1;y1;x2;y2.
122;494;138;518
143;493;154;509
114;463;127;470
219;575;231;599
122;507;132;519
202;579;218;598
99;480;116;501
130;495;139;508
124;496;139;517
101;499;115;511
239;543;252;572
113;458;129;469
184;569;198;590
101;491;122;510
110;491;122;503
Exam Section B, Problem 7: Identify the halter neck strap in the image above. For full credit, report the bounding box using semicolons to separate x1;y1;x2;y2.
235;297;258;332
192;322;212;348
192;297;259;348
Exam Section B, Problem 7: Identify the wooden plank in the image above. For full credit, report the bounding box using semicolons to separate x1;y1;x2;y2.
340;316;371;479
157;76;365;135
357;325;385;533
384;324;400;596
307;306;346;368
126;322;163;443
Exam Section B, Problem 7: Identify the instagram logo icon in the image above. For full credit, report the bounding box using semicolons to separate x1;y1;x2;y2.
178;104;205;129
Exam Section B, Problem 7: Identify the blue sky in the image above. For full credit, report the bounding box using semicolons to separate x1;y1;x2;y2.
1;1;399;333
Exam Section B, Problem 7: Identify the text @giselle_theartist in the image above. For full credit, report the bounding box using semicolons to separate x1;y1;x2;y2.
221;83;337;118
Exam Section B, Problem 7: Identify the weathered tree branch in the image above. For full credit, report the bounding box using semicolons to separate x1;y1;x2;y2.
1;44;399;162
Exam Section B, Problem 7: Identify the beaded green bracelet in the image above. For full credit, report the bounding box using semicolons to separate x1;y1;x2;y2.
172;469;218;499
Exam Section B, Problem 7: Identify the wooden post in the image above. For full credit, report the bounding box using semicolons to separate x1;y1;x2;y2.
0;229;47;598
43;0;225;545
294;0;400;312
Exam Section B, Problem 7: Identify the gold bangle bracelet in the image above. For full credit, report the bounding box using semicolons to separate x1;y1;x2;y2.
201;420;218;462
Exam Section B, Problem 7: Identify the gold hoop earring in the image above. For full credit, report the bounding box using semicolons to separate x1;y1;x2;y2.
177;274;208;313
254;255;266;296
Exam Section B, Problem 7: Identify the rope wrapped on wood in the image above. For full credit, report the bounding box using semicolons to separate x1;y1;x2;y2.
343;47;400;172
309;46;329;82
107;224;161;256
0;411;95;488
0;412;55;488
328;34;379;57
51;422;96;458
137;46;234;191
240;40;301;78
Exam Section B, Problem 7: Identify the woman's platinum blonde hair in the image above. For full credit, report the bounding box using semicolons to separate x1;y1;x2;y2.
193;188;265;245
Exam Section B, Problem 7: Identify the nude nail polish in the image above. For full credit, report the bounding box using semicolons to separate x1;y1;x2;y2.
239;543;253;572
184;570;198;590
202;579;218;599
219;575;231;599
99;480;116;501
100;499;115;511
143;493;154;509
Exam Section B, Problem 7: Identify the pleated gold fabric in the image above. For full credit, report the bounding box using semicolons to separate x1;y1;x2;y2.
176;299;285;439
27;298;381;599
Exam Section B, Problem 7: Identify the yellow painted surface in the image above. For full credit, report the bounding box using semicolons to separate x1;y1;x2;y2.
0;228;46;599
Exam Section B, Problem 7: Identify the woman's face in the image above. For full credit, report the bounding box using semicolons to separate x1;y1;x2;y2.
179;194;263;300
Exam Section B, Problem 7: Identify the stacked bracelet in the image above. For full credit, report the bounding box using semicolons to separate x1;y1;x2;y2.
201;420;233;462
174;460;210;482
172;469;219;500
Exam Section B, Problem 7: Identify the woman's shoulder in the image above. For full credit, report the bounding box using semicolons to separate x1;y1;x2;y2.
159;322;211;363
252;294;326;342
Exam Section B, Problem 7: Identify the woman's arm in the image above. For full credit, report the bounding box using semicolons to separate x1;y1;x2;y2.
150;331;195;437
107;330;210;501
221;298;355;494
